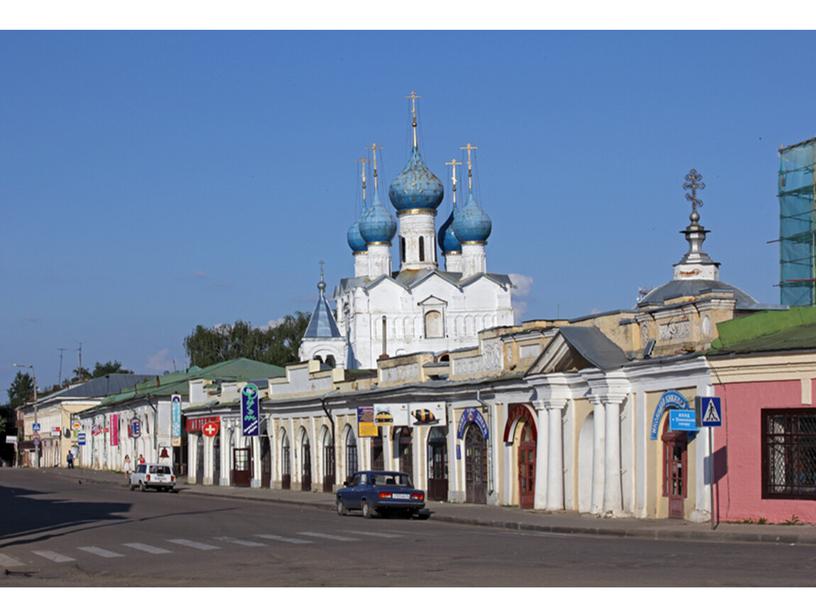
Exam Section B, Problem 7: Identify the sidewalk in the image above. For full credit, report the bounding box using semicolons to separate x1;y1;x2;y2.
33;467;816;546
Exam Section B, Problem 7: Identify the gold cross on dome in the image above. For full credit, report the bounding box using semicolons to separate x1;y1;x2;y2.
445;158;462;204
358;157;367;203
460;143;478;190
369;143;381;190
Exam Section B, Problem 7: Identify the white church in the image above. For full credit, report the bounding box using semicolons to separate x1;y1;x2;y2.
299;93;516;369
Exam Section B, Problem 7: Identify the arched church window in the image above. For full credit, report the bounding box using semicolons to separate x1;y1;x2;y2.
424;310;443;339
325;355;336;368
419;237;425;261
400;237;406;263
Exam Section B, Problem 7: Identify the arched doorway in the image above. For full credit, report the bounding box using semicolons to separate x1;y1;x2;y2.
394;427;413;480
345;427;358;479
322;428;335;492
427;426;448;501
518;421;536;509
260;436;271;488
577;413;594;513
280;430;291;490
464;424;487;504
371;428;384;471
662;420;688;519
301;429;312;491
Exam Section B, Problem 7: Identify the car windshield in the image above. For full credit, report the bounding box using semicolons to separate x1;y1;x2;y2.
370;473;413;487
149;465;171;474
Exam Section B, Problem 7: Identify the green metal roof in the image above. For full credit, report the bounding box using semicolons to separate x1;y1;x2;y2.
709;306;816;355
96;358;284;407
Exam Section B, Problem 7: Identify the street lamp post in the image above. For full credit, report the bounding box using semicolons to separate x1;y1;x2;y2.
13;363;39;468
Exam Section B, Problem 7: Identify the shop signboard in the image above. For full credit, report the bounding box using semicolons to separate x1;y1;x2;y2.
241;384;260;436
669;409;699;432
456;408;489;440
130;417;142;439
650;390;690;440
409;402;447;426
71;417;81;432
374;403;409;426
186;416;219;433
357;406;377;437
171;394;182;446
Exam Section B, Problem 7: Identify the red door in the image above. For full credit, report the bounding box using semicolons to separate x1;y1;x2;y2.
518;439;536;509
662;430;688;519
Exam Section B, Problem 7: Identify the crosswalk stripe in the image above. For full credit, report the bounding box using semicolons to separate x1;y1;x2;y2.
255;534;313;544
297;531;358;542
214;536;266;548
342;530;402;539
0;553;26;567
78;546;124;558
122;543;171;554
168;539;221;551
32;550;75;563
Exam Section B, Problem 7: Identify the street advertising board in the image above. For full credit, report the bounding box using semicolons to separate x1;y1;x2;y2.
202;420;220;438
171;394;182;446
409;402;447;426
5;435;17;444
456;408;489;440
357;406;377;438
77;433;86;446
374;403;409;426
698;396;722;427
130;417;142;439
669;409;699;432
241;384;260;436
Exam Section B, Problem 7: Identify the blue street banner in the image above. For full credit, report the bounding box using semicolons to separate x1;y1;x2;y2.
456;408;489;440
241;383;260;436
171;394;182;446
669;409;699;432
698;396;722;427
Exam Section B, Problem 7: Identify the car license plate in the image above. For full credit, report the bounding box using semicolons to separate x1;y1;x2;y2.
393;493;410;500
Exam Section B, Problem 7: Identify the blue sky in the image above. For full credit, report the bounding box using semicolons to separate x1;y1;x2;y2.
1;31;813;393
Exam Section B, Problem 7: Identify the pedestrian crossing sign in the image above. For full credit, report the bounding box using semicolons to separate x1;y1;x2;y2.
698;396;722;427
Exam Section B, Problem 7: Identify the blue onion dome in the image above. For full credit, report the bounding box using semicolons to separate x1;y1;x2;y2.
359;192;397;244
347;217;367;252
438;210;461;253
388;148;445;212
452;192;492;243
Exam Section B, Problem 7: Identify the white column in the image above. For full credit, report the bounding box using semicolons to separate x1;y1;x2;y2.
546;402;564;510
203;435;213;485
603;399;623;515
533;403;548;510
384;427;394;471
446;414;459;502
219;423;230;486
590;400;605;514
187;433;198;485
250;436;261;488
489;403;501;506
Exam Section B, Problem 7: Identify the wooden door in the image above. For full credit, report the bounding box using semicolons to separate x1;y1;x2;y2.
662;431;688;519
281;436;291;490
260;437;271;488
301;440;312;491
323;443;335;492
371;431;384;471
427;427;448;501
518;439;536;509
397;427;413;481
465;425;487;504
232;447;251;487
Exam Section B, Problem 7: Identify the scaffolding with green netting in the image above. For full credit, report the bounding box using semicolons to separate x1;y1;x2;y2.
779;137;816;306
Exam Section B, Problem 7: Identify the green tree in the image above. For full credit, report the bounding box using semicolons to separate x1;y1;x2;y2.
7;371;34;408
184;313;310;368
72;366;91;382
91;361;133;377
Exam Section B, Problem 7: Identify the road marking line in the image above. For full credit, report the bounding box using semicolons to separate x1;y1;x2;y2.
297;531;358;542
214;536;266;548
122;543;171;554
255;534;313;544
342;530;402;539
32;550;75;563
78;546;124;558
0;553;26;567
168;539;221;551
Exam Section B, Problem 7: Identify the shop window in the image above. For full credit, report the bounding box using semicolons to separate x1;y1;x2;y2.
762;409;816;500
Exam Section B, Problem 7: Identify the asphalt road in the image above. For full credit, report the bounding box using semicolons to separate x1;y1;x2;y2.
1;469;815;587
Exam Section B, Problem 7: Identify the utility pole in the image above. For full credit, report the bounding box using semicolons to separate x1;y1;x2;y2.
77;342;84;379
57;347;67;384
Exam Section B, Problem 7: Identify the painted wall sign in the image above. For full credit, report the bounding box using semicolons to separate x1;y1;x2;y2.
669;409;699;432
241;384;260;436
357;406;378;438
649;390;690;440
699;396;722;427
171;394;182;446
457;408;489;440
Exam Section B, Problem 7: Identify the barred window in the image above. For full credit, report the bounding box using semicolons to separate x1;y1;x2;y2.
762;409;816;499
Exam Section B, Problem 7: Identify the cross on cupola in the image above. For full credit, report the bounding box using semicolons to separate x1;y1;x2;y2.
460;143;478;192
406;90;421;150
445;158;462;206
359;157;367;204
369;143;381;192
672;168;719;281
683;168;705;221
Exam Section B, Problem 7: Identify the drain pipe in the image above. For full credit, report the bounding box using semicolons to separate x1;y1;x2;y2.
474;389;494;498
320;394;335;487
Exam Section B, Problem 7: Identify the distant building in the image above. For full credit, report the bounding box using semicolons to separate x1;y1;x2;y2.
778;137;816;306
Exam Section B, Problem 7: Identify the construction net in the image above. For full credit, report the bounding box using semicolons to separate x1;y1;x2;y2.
779;138;816;306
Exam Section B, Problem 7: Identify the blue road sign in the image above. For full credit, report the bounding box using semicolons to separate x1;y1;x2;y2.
669;409;699;432
699;396;722;427
32;422;41;433
77;432;87;446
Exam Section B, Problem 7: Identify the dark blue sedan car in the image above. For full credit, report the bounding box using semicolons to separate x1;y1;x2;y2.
336;471;429;519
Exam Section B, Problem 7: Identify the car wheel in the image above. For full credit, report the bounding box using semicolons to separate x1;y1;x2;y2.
139;481;146;492
337;499;348;516
361;499;375;519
